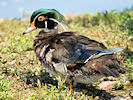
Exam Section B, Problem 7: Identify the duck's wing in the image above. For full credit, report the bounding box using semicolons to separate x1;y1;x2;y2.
49;32;125;77
50;32;121;63
67;46;122;64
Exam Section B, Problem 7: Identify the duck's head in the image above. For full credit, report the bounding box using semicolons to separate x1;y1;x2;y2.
23;9;67;34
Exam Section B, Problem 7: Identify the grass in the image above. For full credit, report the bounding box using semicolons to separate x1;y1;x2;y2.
0;10;133;99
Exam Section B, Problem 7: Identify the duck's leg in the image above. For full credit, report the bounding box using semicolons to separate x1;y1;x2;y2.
69;79;74;95
70;79;73;91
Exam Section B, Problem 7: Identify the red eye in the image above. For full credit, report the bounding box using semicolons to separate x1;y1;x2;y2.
38;16;45;21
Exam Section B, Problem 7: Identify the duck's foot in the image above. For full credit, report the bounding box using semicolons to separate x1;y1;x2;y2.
70;80;73;94
82;89;89;94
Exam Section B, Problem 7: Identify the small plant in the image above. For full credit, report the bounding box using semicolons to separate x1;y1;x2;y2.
0;74;12;99
112;81;124;90
128;73;133;82
56;76;66;91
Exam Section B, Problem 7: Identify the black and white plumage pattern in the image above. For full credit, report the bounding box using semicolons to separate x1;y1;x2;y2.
33;29;125;84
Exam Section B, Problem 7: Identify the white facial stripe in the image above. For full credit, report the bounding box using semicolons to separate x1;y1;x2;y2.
49;18;68;31
45;21;47;28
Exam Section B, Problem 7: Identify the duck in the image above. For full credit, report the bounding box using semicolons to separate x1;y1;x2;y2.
22;9;125;91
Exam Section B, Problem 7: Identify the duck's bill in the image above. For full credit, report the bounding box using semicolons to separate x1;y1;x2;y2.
22;21;36;35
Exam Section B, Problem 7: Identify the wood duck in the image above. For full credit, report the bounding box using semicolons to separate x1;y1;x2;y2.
22;9;125;91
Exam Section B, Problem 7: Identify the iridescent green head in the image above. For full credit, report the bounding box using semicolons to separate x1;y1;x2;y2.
23;9;65;34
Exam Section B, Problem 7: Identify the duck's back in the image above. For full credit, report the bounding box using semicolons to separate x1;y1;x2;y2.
33;30;125;84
